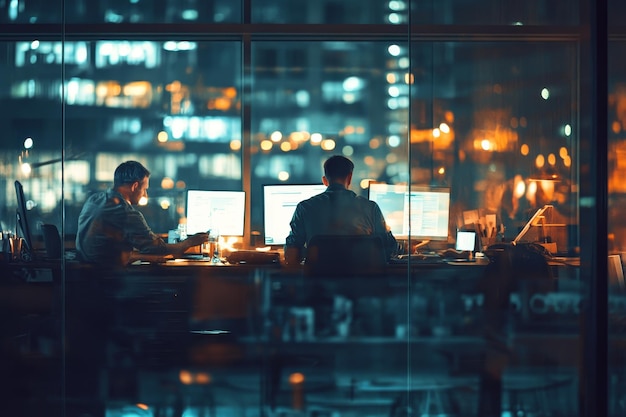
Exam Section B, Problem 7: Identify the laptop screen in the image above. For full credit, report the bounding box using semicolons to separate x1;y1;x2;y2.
455;230;477;252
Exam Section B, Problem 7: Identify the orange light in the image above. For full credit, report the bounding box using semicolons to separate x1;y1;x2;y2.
195;372;212;385
179;370;193;385
289;372;305;385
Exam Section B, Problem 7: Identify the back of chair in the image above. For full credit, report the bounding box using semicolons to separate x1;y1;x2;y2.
41;223;62;260
305;234;387;277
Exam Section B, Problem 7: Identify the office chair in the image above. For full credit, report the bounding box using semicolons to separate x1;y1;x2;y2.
41;223;62;260
305;234;387;277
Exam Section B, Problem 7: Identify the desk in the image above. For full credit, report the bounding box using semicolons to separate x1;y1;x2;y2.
2;256;593;417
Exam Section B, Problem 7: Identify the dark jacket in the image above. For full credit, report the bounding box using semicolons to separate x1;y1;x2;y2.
285;183;398;261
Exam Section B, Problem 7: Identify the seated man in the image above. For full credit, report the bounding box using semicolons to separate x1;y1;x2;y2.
76;160;207;267
284;155;398;265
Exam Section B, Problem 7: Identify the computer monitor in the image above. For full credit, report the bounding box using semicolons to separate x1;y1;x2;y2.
14;180;35;260
368;183;451;241
263;183;327;246
186;190;245;236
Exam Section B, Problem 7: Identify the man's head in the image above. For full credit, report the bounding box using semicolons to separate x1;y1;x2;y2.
114;161;151;205
322;155;354;187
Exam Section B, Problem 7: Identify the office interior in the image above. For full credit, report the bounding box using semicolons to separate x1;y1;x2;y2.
0;0;622;416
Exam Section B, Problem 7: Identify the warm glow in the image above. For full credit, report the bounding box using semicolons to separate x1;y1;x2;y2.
535;154;545;168
513;175;526;198
540;179;555;199
364;156;375;166
563;155;571;167
136;403;149;411
526;181;538;204
432;128;441;138
224;87;237;98
438;166;445;175
321;139;336;150
386;73;397;83
176;180;186;189
278;171;290;181
290;131;306;142
559;147;568;159
360;179;372;189
157;131;168;143
21;163;32;176
179;370;193;385
520;144;529;156
138;196;148;206
280;142;292;152
159;199;171;210
310;133;323;144
404;72;414;84
439;123;450;134
195;372;212;384
161;177;174;189
122;81;150;97
260;140;273;151
289;372;305;385
369;138;381;149
220;236;239;252
213;97;231;111
481;139;492;151
547;153;556;166
230;139;242;151
612;121;621;134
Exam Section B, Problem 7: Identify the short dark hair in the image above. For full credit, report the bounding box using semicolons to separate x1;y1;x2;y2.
113;161;150;188
323;155;354;183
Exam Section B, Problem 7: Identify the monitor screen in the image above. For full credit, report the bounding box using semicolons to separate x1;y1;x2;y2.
14;180;35;259
368;183;451;241
263;183;327;245
455;231;477;252
186;190;245;236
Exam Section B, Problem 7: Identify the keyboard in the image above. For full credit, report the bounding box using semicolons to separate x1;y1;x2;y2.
389;253;444;264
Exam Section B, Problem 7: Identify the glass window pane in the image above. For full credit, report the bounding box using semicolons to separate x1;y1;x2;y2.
409;42;577;245
0;0;242;24
2;40;242;236
608;40;626;416
252;0;393;24
250;40;410;239
251;0;578;25
410;0;578;25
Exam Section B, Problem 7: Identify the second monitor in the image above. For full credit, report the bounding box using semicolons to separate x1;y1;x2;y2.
263;183;327;246
368;183;451;242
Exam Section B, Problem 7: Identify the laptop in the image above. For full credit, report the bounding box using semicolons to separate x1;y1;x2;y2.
446;230;477;262
456;230;477;252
